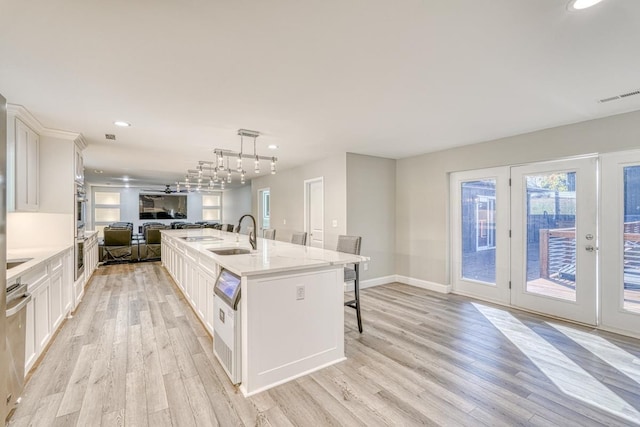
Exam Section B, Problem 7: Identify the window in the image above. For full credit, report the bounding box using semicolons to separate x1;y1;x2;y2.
202;193;222;222
94;191;121;237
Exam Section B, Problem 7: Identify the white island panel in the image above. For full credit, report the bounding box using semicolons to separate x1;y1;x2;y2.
242;267;345;395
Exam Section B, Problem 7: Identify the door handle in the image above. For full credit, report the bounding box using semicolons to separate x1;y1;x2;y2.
6;293;32;317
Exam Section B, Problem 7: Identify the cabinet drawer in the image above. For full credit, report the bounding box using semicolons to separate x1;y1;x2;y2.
49;255;63;274
23;265;47;291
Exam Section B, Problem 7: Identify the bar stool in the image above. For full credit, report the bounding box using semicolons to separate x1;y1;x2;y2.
290;231;307;245
337;235;363;333
263;229;276;240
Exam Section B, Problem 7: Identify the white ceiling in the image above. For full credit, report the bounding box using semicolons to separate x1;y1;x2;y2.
1;0;639;187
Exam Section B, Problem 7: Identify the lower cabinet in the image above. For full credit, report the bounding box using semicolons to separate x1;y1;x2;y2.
15;248;74;375
161;236;219;335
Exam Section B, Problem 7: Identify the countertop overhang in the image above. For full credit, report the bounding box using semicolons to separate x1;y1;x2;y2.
161;229;369;277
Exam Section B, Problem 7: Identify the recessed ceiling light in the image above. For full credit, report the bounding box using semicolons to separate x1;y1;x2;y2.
122;176;130;182
114;121;131;127
567;0;605;11
94;169;103;174
268;144;279;150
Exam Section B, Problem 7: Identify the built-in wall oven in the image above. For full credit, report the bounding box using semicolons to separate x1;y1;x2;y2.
75;183;86;280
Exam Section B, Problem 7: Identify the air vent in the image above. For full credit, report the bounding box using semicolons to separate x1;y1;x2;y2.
599;89;640;104
620;90;640;98
105;134;116;140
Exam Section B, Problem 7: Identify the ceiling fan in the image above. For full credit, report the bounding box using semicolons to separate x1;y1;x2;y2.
141;184;185;194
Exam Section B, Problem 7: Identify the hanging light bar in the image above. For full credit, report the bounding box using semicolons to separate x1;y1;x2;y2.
186;129;278;190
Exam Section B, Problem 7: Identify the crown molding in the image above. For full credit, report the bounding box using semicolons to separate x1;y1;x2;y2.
7;103;87;148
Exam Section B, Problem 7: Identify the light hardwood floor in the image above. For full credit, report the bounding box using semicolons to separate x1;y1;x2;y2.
8;262;640;426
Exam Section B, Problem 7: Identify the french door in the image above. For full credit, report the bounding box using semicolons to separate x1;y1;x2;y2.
450;167;510;304
510;157;598;325
452;157;598;325
601;151;640;336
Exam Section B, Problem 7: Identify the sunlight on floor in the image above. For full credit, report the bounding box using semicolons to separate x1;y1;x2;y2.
550;323;640;384
472;303;640;425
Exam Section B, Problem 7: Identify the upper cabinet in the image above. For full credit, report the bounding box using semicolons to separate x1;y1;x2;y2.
74;143;84;183
8;116;40;211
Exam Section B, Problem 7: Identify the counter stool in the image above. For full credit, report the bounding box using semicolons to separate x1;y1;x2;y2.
337;235;363;333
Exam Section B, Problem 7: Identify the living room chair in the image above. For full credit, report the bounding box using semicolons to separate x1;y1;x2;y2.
102;227;134;263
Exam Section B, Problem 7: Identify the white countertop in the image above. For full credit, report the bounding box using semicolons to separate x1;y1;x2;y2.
7;245;72;282
162;229;369;277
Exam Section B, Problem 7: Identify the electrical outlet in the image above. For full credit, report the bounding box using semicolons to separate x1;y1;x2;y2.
296;285;305;300
332;219;338;227
283;219;287;225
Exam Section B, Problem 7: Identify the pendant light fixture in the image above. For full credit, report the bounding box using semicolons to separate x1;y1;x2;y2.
181;129;277;191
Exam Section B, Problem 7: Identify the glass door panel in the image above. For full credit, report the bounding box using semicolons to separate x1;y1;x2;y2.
511;157;597;325
525;172;577;302
462;180;497;283
622;166;640;314
601;152;640;336
451;167;510;304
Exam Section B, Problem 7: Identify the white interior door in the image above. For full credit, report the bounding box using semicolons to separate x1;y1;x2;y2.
450;167;511;304
510;157;597;325
600;151;640;337
257;188;270;234
305;178;324;248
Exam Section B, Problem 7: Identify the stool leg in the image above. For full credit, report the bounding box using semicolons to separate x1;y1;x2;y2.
354;264;362;333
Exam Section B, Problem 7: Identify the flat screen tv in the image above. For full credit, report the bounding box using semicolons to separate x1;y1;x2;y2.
139;194;188;220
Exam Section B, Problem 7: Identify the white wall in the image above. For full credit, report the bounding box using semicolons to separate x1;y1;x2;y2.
396;109;640;286
7;212;73;249
251;153;347;250
346;153;396;281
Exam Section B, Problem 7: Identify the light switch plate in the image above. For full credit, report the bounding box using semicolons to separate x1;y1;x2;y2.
332;219;338;227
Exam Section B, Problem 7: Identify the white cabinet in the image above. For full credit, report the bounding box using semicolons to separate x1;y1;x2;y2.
12;249;74;375
50;261;64;330
161;235;218;335
8;118;40;211
84;232;99;281
33;278;51;352
74;144;84;183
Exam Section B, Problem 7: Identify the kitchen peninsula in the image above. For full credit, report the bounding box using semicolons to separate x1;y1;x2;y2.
160;228;368;396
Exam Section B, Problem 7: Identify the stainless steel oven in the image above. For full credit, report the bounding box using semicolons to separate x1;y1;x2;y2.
75;183;86;237
75;237;85;281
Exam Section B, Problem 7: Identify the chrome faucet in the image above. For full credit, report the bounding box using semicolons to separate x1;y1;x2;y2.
237;214;257;250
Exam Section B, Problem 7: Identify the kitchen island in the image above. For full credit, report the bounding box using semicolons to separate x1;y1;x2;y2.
160;228;368;396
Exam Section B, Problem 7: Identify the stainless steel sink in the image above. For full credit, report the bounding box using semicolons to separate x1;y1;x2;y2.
7;258;33;270
208;248;251;256
181;236;223;242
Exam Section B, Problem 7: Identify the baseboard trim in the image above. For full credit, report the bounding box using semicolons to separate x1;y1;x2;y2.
345;275;396;292
395;275;452;294
344;274;451;294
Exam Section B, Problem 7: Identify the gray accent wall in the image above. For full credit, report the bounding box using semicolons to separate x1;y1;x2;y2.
251;153;347;250
222;185;252;225
346;153;395;281
396;109;640;286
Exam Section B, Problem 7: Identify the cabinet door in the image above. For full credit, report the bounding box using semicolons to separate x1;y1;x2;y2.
50;271;63;329
15;119;39;211
62;251;73;314
34;280;51;352
203;272;215;334
25;297;36;373
75;146;84;183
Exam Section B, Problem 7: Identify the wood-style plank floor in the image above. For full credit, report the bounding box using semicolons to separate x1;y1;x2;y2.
8;262;640;426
